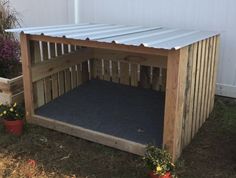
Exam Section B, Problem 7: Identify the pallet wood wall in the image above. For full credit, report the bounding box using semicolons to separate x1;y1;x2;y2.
31;41;168;110
181;36;219;149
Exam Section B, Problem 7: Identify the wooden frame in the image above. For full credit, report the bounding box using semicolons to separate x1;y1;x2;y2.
20;32;220;161
0;75;24;104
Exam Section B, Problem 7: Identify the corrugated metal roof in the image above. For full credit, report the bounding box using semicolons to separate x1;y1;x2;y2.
6;23;219;50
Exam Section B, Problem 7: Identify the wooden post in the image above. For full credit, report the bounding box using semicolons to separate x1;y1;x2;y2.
20;33;34;120
163;48;188;161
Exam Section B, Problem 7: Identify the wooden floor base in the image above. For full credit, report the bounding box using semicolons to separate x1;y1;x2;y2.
30;115;146;156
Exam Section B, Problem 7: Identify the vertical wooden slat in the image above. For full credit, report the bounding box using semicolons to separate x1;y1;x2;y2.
202;39;211;123
112;61;119;83
44;76;52;103
163;47;188;161
192;41;202;137
71;66;77;89
120;62;130;85
64;69;71;92
210;36;220;111
130;64;138;87
152;67;160;91
51;74;59;99
82;61;89;83
182;45;194;148
31;41;45;109
58;71;65;96
93;59;103;79
20;33;34;119
139;66;151;89
207;37;216;116
199;39;209;127
186;43;198;144
103;60;110;81
161;68;167;91
195;40;205;134
76;64;82;86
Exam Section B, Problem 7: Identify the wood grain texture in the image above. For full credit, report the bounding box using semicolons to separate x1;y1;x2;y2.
163;47;188;161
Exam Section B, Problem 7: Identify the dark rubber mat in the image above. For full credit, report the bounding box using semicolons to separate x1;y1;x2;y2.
36;80;165;146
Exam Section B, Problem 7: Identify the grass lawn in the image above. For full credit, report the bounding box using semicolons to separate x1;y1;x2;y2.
0;97;235;178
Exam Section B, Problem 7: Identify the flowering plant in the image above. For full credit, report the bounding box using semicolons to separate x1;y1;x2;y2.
143;146;175;176
0;102;24;121
0;37;21;78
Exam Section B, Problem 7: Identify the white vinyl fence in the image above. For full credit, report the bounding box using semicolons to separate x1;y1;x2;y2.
78;0;236;98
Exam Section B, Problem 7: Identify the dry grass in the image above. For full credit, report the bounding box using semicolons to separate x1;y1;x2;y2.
0;97;235;178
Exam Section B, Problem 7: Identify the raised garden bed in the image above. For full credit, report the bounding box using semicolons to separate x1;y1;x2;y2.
0;75;24;104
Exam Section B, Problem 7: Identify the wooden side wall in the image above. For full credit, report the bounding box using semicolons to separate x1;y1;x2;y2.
181;36;219;150
163;35;219;161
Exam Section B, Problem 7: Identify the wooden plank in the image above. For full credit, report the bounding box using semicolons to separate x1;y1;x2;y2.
192;41;202;138
202;39;211;123
29;35;169;56
210;36;220;111
58;71;65;96
130;64;138;87
94;49;167;68
163;47;188;161
195;40;205;134
111;60;119;83
120;62;130;85
51;74;59;99
44;77;52;103
31;49;92;82
152;67;160;91
93;59;103;79
71;65;77;89
186;43;198;145
139;66;151;89
161;68;167;91
199;39;208;127
82;61;89;83
103;59;111;81
207;37;215;116
20;33;34;120
76;64;82;86
64;69;71;92
30;114;146;156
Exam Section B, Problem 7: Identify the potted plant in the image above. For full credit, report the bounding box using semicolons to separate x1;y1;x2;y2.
0;102;24;136
143;146;175;178
0;1;23;104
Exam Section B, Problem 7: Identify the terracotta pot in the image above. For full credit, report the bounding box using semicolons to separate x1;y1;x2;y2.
148;171;172;178
4;119;24;136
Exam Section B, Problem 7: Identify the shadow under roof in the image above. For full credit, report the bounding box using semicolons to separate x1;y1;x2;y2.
6;23;219;50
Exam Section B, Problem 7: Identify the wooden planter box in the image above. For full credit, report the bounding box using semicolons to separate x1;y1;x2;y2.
0;75;24;104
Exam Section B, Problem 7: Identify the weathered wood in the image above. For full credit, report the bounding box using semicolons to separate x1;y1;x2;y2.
210;36;220;111
0;76;24;104
30;114;146;156
20;33;34;119
31;49;92;82
139;66;151;89
94;49;167;68
130;64;138;87
163;47;188;161
120;62;130;85
29;35;169;56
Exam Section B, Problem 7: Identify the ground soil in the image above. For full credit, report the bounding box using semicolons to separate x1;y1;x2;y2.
0;97;235;178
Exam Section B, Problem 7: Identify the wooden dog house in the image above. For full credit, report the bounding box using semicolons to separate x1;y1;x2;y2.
7;23;219;160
